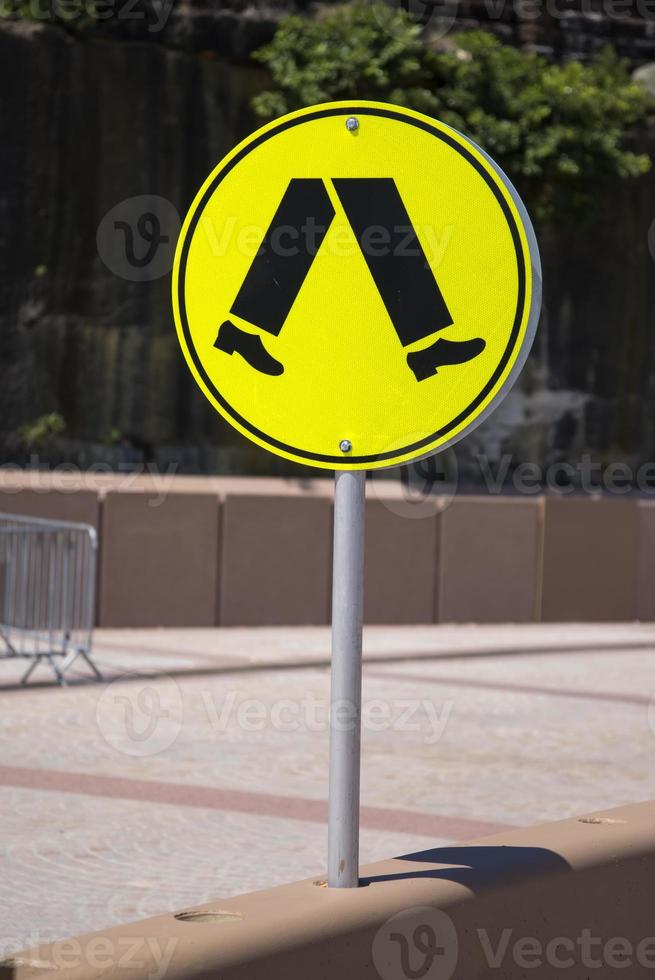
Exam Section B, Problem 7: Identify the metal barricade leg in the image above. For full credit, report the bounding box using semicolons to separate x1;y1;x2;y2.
0;513;100;688
77;649;104;681
45;653;66;687
21;657;41;685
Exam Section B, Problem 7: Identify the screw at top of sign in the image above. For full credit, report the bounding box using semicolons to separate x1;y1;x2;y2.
345;117;359;132
339;439;352;453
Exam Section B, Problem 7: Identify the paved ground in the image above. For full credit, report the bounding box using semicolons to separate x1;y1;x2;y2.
1;622;655;955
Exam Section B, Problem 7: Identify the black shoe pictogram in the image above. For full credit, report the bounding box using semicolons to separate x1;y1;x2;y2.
407;337;486;382
214;320;284;376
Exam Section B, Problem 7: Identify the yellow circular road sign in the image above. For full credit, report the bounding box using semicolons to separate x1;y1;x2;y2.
173;101;541;470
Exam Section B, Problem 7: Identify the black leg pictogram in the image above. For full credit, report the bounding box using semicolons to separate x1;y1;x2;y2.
407;336;487;382
215;178;335;375
331;177;454;347
216;176;486;381
214;320;284;376
231;178;335;336
333;177;485;380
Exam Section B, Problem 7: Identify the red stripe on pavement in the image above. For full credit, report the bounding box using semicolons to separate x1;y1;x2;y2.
0;764;509;841
366;668;652;706
92;640;245;667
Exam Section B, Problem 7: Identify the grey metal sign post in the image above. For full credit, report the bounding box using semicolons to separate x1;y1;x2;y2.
173;100;541;894
327;468;366;888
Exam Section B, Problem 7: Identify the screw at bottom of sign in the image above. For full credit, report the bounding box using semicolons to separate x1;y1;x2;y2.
339;439;352;453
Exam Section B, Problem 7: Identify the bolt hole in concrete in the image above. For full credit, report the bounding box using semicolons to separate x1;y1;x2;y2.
578;817;627;825
0;959;53;971
174;911;243;924
313;878;369;888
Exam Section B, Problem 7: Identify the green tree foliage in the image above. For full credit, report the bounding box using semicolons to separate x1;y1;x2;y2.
18;413;66;449
0;0;98;28
253;4;652;223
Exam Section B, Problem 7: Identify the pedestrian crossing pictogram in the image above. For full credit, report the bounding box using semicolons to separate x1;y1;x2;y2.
214;176;486;383
173;101;541;470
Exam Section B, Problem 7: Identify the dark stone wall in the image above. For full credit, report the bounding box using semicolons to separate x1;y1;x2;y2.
451;0;655;64
1;10;655;483
465;166;655;487
0;19;283;472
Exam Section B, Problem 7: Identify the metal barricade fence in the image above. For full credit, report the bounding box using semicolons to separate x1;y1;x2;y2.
0;512;102;686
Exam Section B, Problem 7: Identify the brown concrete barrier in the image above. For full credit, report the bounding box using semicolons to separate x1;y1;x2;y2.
0;487;100;529
363;499;440;624
218;494;333;626
1;473;653;626
0;470;334;498
98;492;220;628
437;496;541;623
4;800;655;979
637;501;655;620
540;496;638;622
